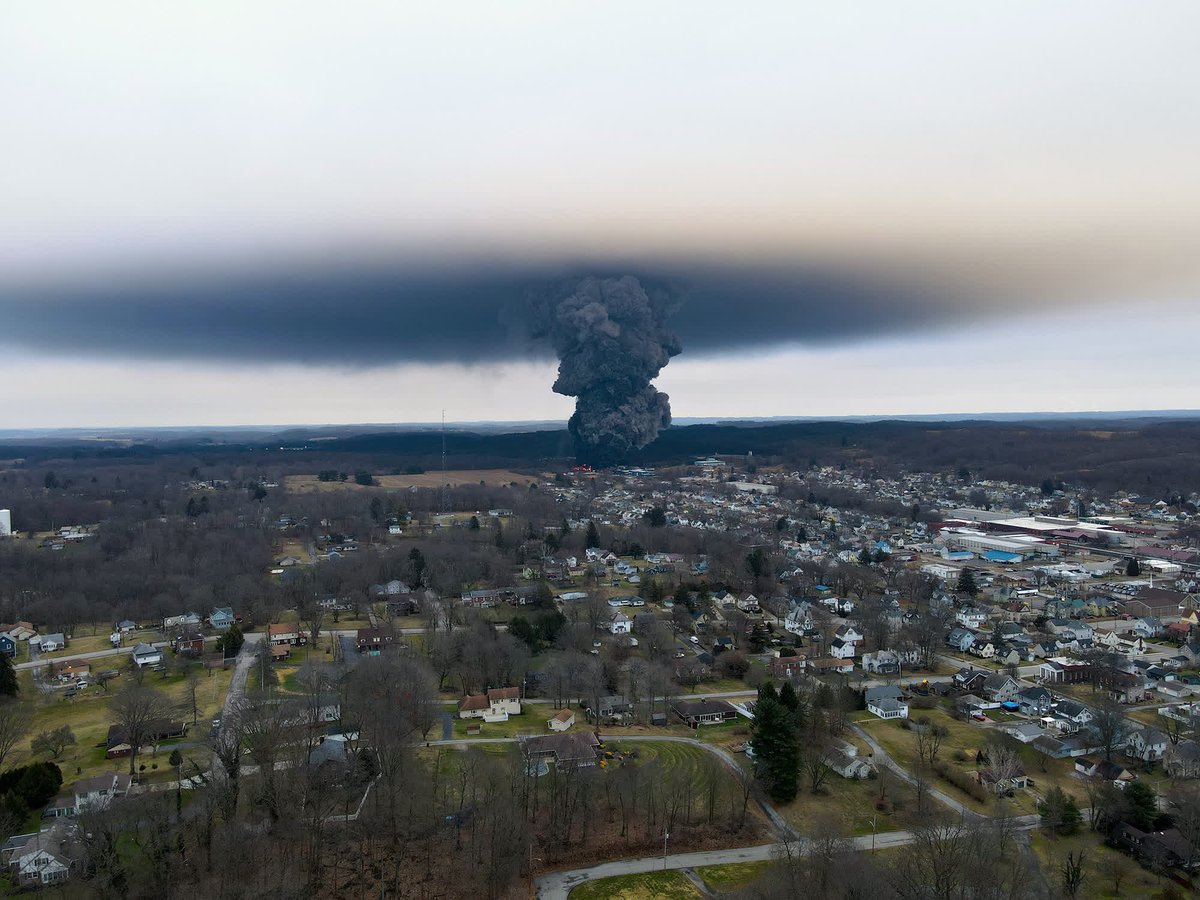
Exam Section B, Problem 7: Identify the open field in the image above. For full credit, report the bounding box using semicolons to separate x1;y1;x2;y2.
570;870;701;899
284;469;542;493
445;705;591;740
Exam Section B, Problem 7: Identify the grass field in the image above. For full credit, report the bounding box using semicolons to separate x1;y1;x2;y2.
10;663;234;788
696;860;773;891
570;870;701;899
861;710;1057;816
1028;829;1183;898
284;469;542;493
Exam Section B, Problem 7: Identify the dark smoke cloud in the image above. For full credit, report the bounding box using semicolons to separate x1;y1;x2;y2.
530;276;680;464
0;258;967;367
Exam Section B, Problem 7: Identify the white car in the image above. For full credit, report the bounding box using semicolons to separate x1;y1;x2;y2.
689;636;699;644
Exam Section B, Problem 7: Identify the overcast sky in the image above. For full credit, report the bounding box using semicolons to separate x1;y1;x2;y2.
2;2;1198;427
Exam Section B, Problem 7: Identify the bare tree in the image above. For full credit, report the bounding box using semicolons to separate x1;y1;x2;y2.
1091;695;1129;761
109;683;178;777
0;700;31;770
298;599;327;653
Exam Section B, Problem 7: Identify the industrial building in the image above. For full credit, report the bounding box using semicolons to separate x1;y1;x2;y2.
940;527;1058;560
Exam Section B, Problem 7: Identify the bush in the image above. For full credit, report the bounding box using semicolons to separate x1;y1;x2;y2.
953;749;968;763
932;760;989;803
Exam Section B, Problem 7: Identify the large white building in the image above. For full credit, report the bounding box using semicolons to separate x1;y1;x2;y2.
940;527;1058;560
0;509;10;536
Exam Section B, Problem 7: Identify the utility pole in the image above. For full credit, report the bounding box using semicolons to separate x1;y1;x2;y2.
663;829;669;868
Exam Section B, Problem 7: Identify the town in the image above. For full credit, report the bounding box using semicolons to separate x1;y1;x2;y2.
0;442;1197;898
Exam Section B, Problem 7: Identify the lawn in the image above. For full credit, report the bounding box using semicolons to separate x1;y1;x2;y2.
570;870;701;899
1028;828;1183;898
776;764;936;836
446;706;589;740
9;663;234;788
696;860;773;891
860;710;1055;816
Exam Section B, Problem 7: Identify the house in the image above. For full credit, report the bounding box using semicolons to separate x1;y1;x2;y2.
1114;824;1199;872
208;608;236;630
737;594;761;613
861;650;900;675
1126;727;1169;763
173;630;205;656
162;613;201;631
0;635;15;659
267;622;303;645
1003;722;1046;744
1052;699;1094;728
521;731;601;769
834;625;864;645
671;699;737;727
824;741;873;779
115;620;137;635
956;608;987;629
49;660;89;683
356;627;395;654
59;773;132;816
807;657;854;675
0;622;37;642
36;633;66;653
1163;739;1200;779
1016;687;1053;717
981;674;1021;703
1132;617;1163;639
457;686;522;721
867;696;909;720
547;709;575;732
768;656;806;680
130;643;163;668
954;667;989;694
609;613;632;635
585;695;632;722
969;640;996;659
947;628;976;652
5;820;80;886
829;638;857;660
105;720;187;758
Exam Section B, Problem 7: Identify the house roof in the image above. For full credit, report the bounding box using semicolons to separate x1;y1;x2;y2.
672;699;735;718
550;708;574;723
487;687;520;702
524;731;600;763
268;622;298;636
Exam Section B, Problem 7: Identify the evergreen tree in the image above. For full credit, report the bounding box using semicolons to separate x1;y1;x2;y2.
0;652;18;697
585;521;601;549
956;568;978;597
750;683;799;803
1125;557;1141;577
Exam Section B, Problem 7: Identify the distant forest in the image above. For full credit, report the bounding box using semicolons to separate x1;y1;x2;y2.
2;418;1198;498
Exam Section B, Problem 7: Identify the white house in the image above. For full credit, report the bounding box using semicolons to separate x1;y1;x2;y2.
73;773;132;813
130;643;163;668
547;709;575;732
867;696;909;720
956;608;988;629
609;613;632;635
829;638;857;660
458;687;522;721
1126;727;1169;763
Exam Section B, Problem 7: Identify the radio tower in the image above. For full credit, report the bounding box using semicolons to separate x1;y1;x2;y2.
440;410;448;517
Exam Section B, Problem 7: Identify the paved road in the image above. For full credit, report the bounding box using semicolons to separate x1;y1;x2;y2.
218;636;261;734
534;821;1040;898
16;641;172;671
427;733;793;839
850;722;983;821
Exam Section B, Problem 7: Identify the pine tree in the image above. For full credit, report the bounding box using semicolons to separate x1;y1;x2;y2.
750;683;799;803
956;568;978;597
585;521;601;549
0;652;18;697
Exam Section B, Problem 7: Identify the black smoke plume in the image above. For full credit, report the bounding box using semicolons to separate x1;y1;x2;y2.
531;276;681;466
